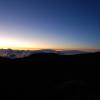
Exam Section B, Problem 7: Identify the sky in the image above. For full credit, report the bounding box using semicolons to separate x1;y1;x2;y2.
0;0;100;50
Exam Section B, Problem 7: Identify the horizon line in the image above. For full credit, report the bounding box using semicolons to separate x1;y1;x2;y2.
0;47;100;52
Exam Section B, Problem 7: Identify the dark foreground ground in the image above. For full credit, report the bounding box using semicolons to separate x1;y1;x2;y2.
0;52;100;100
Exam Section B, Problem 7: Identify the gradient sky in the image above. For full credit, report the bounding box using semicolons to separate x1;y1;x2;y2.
0;0;100;50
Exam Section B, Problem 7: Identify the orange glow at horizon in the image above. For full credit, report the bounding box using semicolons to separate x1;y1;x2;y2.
0;38;50;49
0;38;100;52
0;46;100;52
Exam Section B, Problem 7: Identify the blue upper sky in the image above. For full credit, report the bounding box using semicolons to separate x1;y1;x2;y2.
0;0;100;50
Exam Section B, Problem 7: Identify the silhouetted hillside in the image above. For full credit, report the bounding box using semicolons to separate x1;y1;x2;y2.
0;52;100;100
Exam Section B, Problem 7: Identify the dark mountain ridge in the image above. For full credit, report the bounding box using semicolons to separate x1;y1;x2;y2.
0;52;100;99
